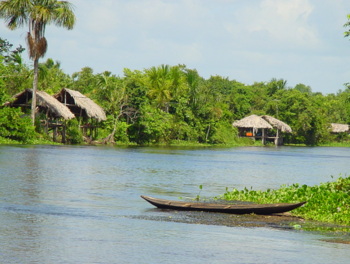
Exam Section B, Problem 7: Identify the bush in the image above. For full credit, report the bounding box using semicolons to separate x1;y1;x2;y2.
210;121;238;145
65;119;83;144
0;107;36;143
114;121;130;143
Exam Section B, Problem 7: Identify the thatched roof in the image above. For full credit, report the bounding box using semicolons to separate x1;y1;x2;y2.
330;123;349;133
55;88;107;122
233;114;273;129
8;89;75;120
261;115;292;133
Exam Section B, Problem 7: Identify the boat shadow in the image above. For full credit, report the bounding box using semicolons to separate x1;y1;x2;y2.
137;207;305;230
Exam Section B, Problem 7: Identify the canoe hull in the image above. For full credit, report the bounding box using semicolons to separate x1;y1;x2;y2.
141;195;306;215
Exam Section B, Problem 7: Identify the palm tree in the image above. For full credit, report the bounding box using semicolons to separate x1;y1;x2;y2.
0;0;75;124
146;65;172;112
344;14;350;38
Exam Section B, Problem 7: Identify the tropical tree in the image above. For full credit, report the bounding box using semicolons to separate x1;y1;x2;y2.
94;72;130;143
344;14;350;38
0;37;30;95
71;67;97;95
38;58;71;94
0;0;75;124
146;65;173;112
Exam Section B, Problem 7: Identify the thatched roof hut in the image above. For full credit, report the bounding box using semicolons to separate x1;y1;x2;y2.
261;115;292;133
233;114;293;145
232;114;273;129
330;123;349;133
8;89;75;120
233;115;272;145
55;88;106;122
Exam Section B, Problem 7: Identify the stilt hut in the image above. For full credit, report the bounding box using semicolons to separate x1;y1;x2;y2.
330;123;349;133
55;88;107;138
261;115;292;145
7;89;75;142
330;123;349;141
233;114;273;145
233;114;292;145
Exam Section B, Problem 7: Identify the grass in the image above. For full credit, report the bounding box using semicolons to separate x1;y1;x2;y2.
319;142;350;147
0;136;61;145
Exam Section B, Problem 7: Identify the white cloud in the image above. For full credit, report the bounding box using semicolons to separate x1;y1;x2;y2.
227;0;319;50
1;0;350;94
77;0;120;33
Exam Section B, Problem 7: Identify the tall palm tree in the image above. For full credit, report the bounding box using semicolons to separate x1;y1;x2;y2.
0;0;75;124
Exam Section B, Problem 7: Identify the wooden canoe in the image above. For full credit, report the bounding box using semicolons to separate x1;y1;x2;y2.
141;195;306;215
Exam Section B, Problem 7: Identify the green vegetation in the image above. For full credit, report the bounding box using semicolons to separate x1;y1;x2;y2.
0;0;76;124
0;13;350;145
0;7;349;145
1;42;350;146
220;176;350;227
0;107;35;143
344;14;350;39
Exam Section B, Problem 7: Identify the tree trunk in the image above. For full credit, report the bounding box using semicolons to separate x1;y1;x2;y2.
31;58;39;125
103;114;119;144
205;124;211;142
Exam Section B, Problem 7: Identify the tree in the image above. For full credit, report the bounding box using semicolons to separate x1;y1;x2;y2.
266;78;287;96
38;58;71;94
344;14;350;38
146;65;173;112
294;83;312;95
0;37;25;65
72;67;97;94
95;72;130;143
274;89;329;145
0;37;30;95
0;0;75;124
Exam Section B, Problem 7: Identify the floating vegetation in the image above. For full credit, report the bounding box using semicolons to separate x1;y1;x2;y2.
219;175;350;227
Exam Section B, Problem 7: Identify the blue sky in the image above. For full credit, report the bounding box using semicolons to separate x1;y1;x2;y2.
1;0;350;94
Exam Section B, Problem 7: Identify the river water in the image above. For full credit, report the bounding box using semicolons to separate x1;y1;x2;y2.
0;145;349;264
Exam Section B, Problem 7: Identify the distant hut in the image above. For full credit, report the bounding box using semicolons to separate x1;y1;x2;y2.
7;89;75;142
330;123;349;133
55;88;107;138
233;114;273;144
261;115;292;145
233;114;293;145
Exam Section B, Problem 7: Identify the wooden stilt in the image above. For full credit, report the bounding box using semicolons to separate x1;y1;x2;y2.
262;128;266;145
62;122;66;143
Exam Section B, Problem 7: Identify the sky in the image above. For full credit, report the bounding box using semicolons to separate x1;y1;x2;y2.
1;0;350;95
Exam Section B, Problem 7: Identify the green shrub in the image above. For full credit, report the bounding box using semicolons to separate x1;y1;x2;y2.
65;119;83;144
210;121;238;145
0;107;36;143
114;121;130;143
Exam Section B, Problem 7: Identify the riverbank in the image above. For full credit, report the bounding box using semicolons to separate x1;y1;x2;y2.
3;135;350;148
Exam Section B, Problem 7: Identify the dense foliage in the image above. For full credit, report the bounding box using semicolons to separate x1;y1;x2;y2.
0;107;36;143
0;0;76;125
1;37;350;145
220;176;350;226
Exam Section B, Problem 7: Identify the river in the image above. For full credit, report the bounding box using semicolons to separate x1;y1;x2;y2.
0;145;349;263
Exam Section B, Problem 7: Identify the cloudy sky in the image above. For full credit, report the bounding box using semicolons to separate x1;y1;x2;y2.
1;0;350;94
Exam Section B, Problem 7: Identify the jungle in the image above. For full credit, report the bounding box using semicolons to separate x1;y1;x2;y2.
0;37;350;146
